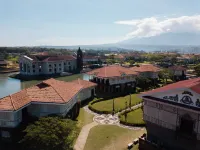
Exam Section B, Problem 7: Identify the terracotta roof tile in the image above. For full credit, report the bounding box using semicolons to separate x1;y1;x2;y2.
142;78;200;95
71;78;97;89
0;78;96;111
87;65;138;78
130;64;160;73
28;55;76;62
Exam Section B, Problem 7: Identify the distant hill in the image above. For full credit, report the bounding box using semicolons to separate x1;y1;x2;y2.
39;44;126;51
118;32;200;45
40;32;200;52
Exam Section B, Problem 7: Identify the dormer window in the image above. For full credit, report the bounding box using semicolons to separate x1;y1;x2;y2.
121;73;126;76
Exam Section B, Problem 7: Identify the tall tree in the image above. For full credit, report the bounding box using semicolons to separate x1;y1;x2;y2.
158;69;173;83
20;117;78;150
194;64;200;76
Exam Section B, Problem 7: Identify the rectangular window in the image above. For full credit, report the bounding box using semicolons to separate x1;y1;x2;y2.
68;62;71;65
54;64;56;67
39;69;41;72
32;65;35;68
1;131;10;138
49;69;52;72
59;64;61;66
49;64;51;67
33;70;35;73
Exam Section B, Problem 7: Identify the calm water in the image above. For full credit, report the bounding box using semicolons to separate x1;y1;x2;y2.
0;73;89;99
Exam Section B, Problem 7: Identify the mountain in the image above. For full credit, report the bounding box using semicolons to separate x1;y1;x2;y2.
40;44;126;51
40;32;200;52
114;32;200;52
118;32;200;45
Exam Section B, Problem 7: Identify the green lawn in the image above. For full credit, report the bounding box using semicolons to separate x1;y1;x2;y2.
91;94;142;113
77;107;94;128
120;108;145;125
84;125;145;150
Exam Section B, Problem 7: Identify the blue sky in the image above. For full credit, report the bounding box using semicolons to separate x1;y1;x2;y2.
0;0;200;46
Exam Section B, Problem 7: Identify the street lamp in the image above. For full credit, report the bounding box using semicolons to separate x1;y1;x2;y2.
112;98;115;115
129;93;131;109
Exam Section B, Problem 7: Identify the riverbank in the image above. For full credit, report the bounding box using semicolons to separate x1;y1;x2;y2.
0;68;19;74
0;73;85;98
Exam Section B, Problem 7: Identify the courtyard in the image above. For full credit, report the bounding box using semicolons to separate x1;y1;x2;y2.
75;93;145;150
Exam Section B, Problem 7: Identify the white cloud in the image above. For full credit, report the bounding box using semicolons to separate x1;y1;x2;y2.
115;15;200;39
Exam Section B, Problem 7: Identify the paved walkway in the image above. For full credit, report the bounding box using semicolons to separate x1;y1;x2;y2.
84;103;143;130
74;122;98;150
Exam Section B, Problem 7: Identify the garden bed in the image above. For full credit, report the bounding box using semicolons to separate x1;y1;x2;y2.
88;94;142;114
119;107;145;127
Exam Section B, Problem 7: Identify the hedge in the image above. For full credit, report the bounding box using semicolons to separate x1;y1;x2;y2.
118;107;145;127
88;98;112;114
88;98;142;114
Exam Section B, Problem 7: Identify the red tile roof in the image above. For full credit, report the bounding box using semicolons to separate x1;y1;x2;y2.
142;78;200;95
0;78;96;111
28;55;76;62
71;78;97;89
168;66;187;71
83;55;98;59
87;65;138;78
130;64;160;73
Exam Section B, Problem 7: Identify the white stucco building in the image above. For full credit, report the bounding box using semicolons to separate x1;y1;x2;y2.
86;65;138;93
0;78;96;139
130;64;160;79
19;55;77;76
140;78;200;150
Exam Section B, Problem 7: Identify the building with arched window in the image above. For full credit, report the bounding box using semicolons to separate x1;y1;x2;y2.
140;78;200;150
19;55;77;76
86;65;138;94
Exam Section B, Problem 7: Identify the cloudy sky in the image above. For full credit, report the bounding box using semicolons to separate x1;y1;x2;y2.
0;0;200;46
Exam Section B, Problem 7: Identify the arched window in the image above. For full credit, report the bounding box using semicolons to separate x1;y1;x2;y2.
179;114;195;135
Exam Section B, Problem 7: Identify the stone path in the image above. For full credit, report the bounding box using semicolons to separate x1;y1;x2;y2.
74;121;98;150
84;103;143;130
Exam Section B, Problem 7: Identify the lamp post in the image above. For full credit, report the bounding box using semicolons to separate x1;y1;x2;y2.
112;98;115;116
129;93;131;109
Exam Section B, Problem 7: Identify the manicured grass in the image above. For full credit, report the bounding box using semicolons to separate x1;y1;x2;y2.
84;125;146;150
77;107;94;128
120;108;145;125
91;94;142;113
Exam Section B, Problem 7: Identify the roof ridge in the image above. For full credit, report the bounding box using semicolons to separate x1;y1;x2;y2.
50;85;66;103
9;95;16;110
78;78;81;85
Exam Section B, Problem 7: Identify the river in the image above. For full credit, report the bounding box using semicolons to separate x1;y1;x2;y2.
0;73;89;99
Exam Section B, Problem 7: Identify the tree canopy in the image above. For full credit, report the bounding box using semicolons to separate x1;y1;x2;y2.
20;117;79;150
136;76;151;90
158;69;173;82
194;64;200;76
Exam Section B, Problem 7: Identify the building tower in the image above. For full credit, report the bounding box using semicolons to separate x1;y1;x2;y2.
77;47;83;71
